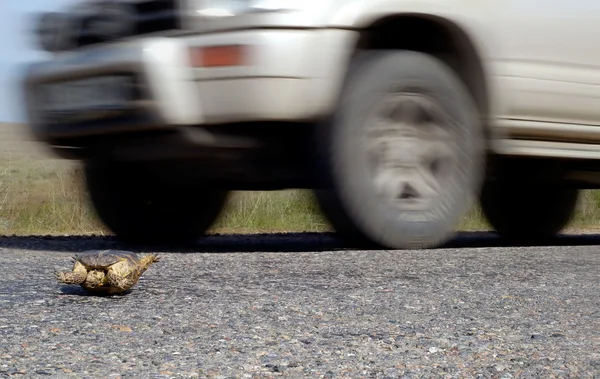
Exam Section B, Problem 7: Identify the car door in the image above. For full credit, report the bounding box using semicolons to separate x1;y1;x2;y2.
490;0;600;126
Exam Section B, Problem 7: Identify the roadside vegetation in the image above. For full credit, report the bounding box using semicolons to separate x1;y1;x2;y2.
2;153;600;236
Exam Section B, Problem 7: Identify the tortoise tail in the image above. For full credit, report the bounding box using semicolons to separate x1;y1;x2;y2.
139;253;160;274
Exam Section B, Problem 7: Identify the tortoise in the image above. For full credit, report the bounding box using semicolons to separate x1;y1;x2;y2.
55;250;160;295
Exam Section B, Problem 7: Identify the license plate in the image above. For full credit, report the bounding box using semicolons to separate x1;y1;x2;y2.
40;76;131;114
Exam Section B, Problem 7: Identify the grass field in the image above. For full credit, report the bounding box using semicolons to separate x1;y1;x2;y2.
2;123;600;236
0;154;488;235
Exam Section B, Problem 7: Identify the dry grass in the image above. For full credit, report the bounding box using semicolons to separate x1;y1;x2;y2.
0;156;105;235
213;191;331;234
2;154;600;236
0;155;490;236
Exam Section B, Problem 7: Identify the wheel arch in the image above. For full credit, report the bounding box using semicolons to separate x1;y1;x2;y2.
334;11;498;145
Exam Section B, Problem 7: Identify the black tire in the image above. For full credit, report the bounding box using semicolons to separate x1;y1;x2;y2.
84;161;228;245
480;181;578;243
314;50;485;249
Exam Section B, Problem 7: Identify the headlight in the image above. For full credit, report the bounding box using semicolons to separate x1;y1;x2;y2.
194;0;303;18
34;12;69;52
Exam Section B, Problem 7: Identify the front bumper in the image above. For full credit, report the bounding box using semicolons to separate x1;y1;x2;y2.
22;28;357;143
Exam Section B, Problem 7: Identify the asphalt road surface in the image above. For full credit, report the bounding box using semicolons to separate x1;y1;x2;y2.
0;232;599;378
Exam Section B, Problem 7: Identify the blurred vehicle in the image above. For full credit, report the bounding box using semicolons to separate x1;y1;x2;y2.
19;0;600;248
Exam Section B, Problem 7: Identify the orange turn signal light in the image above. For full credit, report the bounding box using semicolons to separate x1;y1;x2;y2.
189;45;250;68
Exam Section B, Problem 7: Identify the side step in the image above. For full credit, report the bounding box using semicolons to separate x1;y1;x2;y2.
491;119;600;160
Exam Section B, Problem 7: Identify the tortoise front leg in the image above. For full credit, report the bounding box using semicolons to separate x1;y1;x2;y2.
106;270;133;291
106;261;134;291
55;261;87;284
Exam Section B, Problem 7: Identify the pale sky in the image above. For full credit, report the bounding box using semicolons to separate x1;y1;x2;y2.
0;0;77;123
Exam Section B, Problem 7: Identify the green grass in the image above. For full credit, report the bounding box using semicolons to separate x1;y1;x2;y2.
2;154;600;236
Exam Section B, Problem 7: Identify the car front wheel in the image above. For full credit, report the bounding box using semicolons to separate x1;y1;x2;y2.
84;161;228;245
315;50;486;249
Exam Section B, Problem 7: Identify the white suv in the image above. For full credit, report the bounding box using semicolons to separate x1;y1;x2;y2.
21;0;599;248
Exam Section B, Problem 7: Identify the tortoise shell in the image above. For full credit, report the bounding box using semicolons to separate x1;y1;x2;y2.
75;250;140;269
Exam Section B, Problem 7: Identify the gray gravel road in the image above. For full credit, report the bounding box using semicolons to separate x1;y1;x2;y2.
0;232;599;378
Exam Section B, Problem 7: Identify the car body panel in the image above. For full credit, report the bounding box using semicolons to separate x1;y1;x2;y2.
19;0;600;160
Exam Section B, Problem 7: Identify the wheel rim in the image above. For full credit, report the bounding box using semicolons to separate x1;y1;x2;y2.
362;92;460;211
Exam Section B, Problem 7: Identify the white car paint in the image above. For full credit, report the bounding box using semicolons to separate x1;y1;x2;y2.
20;0;600;160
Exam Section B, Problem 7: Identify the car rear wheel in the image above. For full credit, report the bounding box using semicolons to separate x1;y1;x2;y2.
480;180;579;243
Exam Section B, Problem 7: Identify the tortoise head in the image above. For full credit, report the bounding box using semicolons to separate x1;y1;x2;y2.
86;269;106;288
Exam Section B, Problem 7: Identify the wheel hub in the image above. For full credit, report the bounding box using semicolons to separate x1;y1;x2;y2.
364;92;458;211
